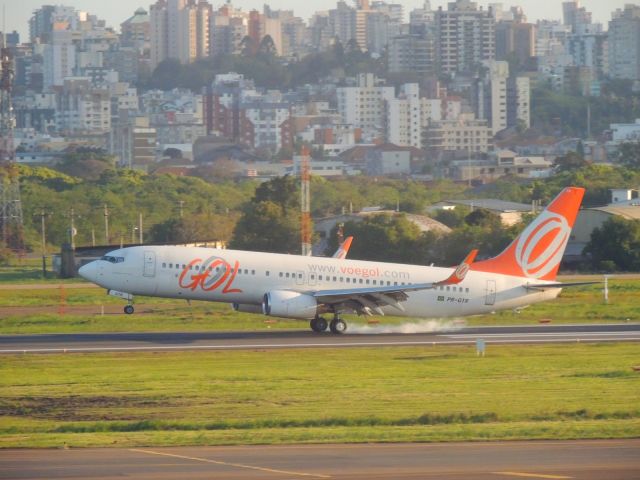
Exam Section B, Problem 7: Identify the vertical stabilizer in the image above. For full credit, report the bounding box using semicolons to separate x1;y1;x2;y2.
472;187;585;281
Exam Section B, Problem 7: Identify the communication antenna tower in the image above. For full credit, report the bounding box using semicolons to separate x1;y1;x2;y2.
300;145;312;256
0;44;25;250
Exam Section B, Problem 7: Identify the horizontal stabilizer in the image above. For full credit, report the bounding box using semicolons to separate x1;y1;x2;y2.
525;281;601;291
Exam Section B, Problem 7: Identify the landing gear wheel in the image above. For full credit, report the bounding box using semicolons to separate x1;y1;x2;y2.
124;305;134;315
310;317;328;333
330;318;347;334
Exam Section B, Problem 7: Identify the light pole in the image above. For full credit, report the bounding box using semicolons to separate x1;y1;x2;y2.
69;207;77;250
38;209;49;278
103;204;109;245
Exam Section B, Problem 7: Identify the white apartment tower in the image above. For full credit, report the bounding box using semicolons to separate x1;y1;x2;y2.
337;73;395;136
608;5;640;81
435;0;495;75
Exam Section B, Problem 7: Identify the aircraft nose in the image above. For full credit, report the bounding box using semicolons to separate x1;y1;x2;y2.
78;261;98;283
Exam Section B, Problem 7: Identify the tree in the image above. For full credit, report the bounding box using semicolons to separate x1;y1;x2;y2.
163;148;183;160
553;151;590;172
240;36;258;57
230;201;301;253
326;214;423;264
464;208;501;228
57;147;115;180
229;176;302;253
258;35;277;57
148;213;238;244
616;142;640;169
583;217;640;271
433;207;471;228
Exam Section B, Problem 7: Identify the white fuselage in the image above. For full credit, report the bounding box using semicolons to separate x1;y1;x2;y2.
81;245;561;319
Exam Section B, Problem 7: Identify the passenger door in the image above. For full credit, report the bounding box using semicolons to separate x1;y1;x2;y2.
143;251;156;278
485;280;496;306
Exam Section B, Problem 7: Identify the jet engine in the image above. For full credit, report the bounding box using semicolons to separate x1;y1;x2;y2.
262;290;318;320
231;303;264;314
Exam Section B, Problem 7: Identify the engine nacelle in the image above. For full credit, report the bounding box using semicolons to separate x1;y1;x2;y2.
231;303;263;314
262;290;318;320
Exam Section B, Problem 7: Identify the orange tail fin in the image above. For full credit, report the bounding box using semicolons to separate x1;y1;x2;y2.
472;187;585;281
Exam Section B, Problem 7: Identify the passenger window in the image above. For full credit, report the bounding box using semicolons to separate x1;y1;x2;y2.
311;274;315;279
162;263;166;268
359;279;363;284
333;276;337;281
394;282;398;286
373;280;377;285
319;275;323;281
446;286;450;291
466;288;469;293
285;273;290;278
299;274;303;279
244;269;248;275
266;271;270;276
169;263;173;268
346;278;350;283
252;270;255;275
366;280;370;285
340;277;344;282
279;272;283;277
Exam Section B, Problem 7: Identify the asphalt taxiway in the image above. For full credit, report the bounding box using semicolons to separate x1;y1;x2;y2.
1;439;639;479
0;324;638;354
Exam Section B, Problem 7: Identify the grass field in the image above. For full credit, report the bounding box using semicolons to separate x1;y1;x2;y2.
0;343;638;448
0;279;638;334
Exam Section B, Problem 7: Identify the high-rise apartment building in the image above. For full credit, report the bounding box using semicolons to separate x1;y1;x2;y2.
336;73;394;135
388;34;434;75
495;7;535;68
563;1;592;32
608;5;640;81
474;60;530;135
150;0;210;70
435;0;495;75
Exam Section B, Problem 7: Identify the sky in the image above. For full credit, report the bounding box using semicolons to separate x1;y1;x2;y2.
2;0;634;40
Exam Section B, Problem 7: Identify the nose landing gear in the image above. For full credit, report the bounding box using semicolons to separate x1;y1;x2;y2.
124;304;134;315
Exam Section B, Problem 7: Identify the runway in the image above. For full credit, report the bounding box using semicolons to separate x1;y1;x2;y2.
1;439;638;479
0;324;638;354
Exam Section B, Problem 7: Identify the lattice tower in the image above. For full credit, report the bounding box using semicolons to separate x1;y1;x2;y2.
0;47;24;250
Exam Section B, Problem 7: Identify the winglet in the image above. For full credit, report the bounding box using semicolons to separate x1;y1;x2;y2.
435;249;478;286
333;236;353;260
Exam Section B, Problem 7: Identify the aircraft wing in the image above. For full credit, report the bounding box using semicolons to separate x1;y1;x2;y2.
332;236;353;260
312;250;478;316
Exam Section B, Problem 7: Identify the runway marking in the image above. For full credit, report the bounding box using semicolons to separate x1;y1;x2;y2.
493;472;572;479
129;448;331;478
1;336;640;354
446;331;640;338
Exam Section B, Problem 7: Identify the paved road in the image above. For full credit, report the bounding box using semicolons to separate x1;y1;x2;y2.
0;324;638;354
1;439;638;479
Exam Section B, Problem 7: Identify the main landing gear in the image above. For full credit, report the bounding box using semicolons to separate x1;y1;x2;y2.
310;316;328;333
310;315;347;334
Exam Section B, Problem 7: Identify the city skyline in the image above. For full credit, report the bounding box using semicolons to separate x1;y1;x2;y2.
3;0;634;40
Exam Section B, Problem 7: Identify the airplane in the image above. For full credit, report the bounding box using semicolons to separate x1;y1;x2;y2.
79;186;593;334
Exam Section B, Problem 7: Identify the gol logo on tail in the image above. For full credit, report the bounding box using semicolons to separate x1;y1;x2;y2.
179;257;242;294
515;211;571;279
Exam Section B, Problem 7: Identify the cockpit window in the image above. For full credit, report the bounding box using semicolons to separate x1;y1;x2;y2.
101;255;125;264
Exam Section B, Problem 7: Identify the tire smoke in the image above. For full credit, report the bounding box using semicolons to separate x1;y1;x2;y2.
347;319;467;335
